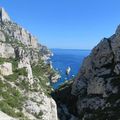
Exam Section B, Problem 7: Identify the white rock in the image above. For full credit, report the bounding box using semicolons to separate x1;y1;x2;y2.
24;92;58;120
0;42;15;58
0;8;11;21
0;62;13;76
66;66;71;75
51;73;61;83
0;111;16;120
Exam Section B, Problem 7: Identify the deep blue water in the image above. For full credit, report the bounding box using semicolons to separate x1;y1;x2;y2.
51;49;91;89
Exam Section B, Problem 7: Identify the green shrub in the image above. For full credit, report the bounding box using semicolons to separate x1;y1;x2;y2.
32;61;52;95
0;57;5;65
11;58;18;71
14;67;28;76
0;79;5;88
0;100;17;117
38;111;43;116
4;73;18;82
0;79;25;110
16;80;30;91
0;79;28;119
16;111;25;118
5;67;27;82
1;87;24;109
0;100;26;118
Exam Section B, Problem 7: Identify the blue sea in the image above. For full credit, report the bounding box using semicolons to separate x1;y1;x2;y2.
50;49;91;89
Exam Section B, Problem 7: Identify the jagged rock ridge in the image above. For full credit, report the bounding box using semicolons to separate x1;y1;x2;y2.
0;7;58;120
71;25;120;119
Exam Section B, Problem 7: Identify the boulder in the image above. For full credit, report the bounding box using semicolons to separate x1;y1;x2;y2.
0;62;13;76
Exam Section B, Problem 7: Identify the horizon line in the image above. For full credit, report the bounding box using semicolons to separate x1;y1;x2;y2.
50;48;91;50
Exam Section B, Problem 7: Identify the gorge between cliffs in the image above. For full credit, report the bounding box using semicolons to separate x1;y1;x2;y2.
0;7;120;120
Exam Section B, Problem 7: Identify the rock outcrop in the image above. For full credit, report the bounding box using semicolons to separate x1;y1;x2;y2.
0;42;15;58
70;25;120;119
0;111;16;120
25;92;58;120
0;8;10;21
50;73;61;83
53;25;120;120
0;62;13;76
0;7;58;120
0;31;6;41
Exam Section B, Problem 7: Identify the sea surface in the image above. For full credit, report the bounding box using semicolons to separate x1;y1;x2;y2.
50;49;91;89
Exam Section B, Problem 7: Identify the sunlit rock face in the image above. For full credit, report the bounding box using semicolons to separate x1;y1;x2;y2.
0;7;51;59
0;111;16;120
0;7;58;120
71;25;120;119
0;7;11;21
0;62;13;76
0;42;15;58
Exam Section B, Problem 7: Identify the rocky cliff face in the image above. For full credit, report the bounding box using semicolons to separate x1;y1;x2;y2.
71;25;120;119
53;25;120;120
0;8;58;120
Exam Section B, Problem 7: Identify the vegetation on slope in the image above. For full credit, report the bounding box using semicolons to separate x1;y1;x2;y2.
0;79;27;119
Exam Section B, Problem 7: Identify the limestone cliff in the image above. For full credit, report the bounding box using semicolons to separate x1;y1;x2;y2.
0;7;58;120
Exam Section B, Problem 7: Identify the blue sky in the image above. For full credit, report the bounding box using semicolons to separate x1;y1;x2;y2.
1;0;120;49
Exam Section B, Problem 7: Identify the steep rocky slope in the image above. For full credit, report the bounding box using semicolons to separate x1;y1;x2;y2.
53;25;120;120
0;8;58;120
71;25;120;120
